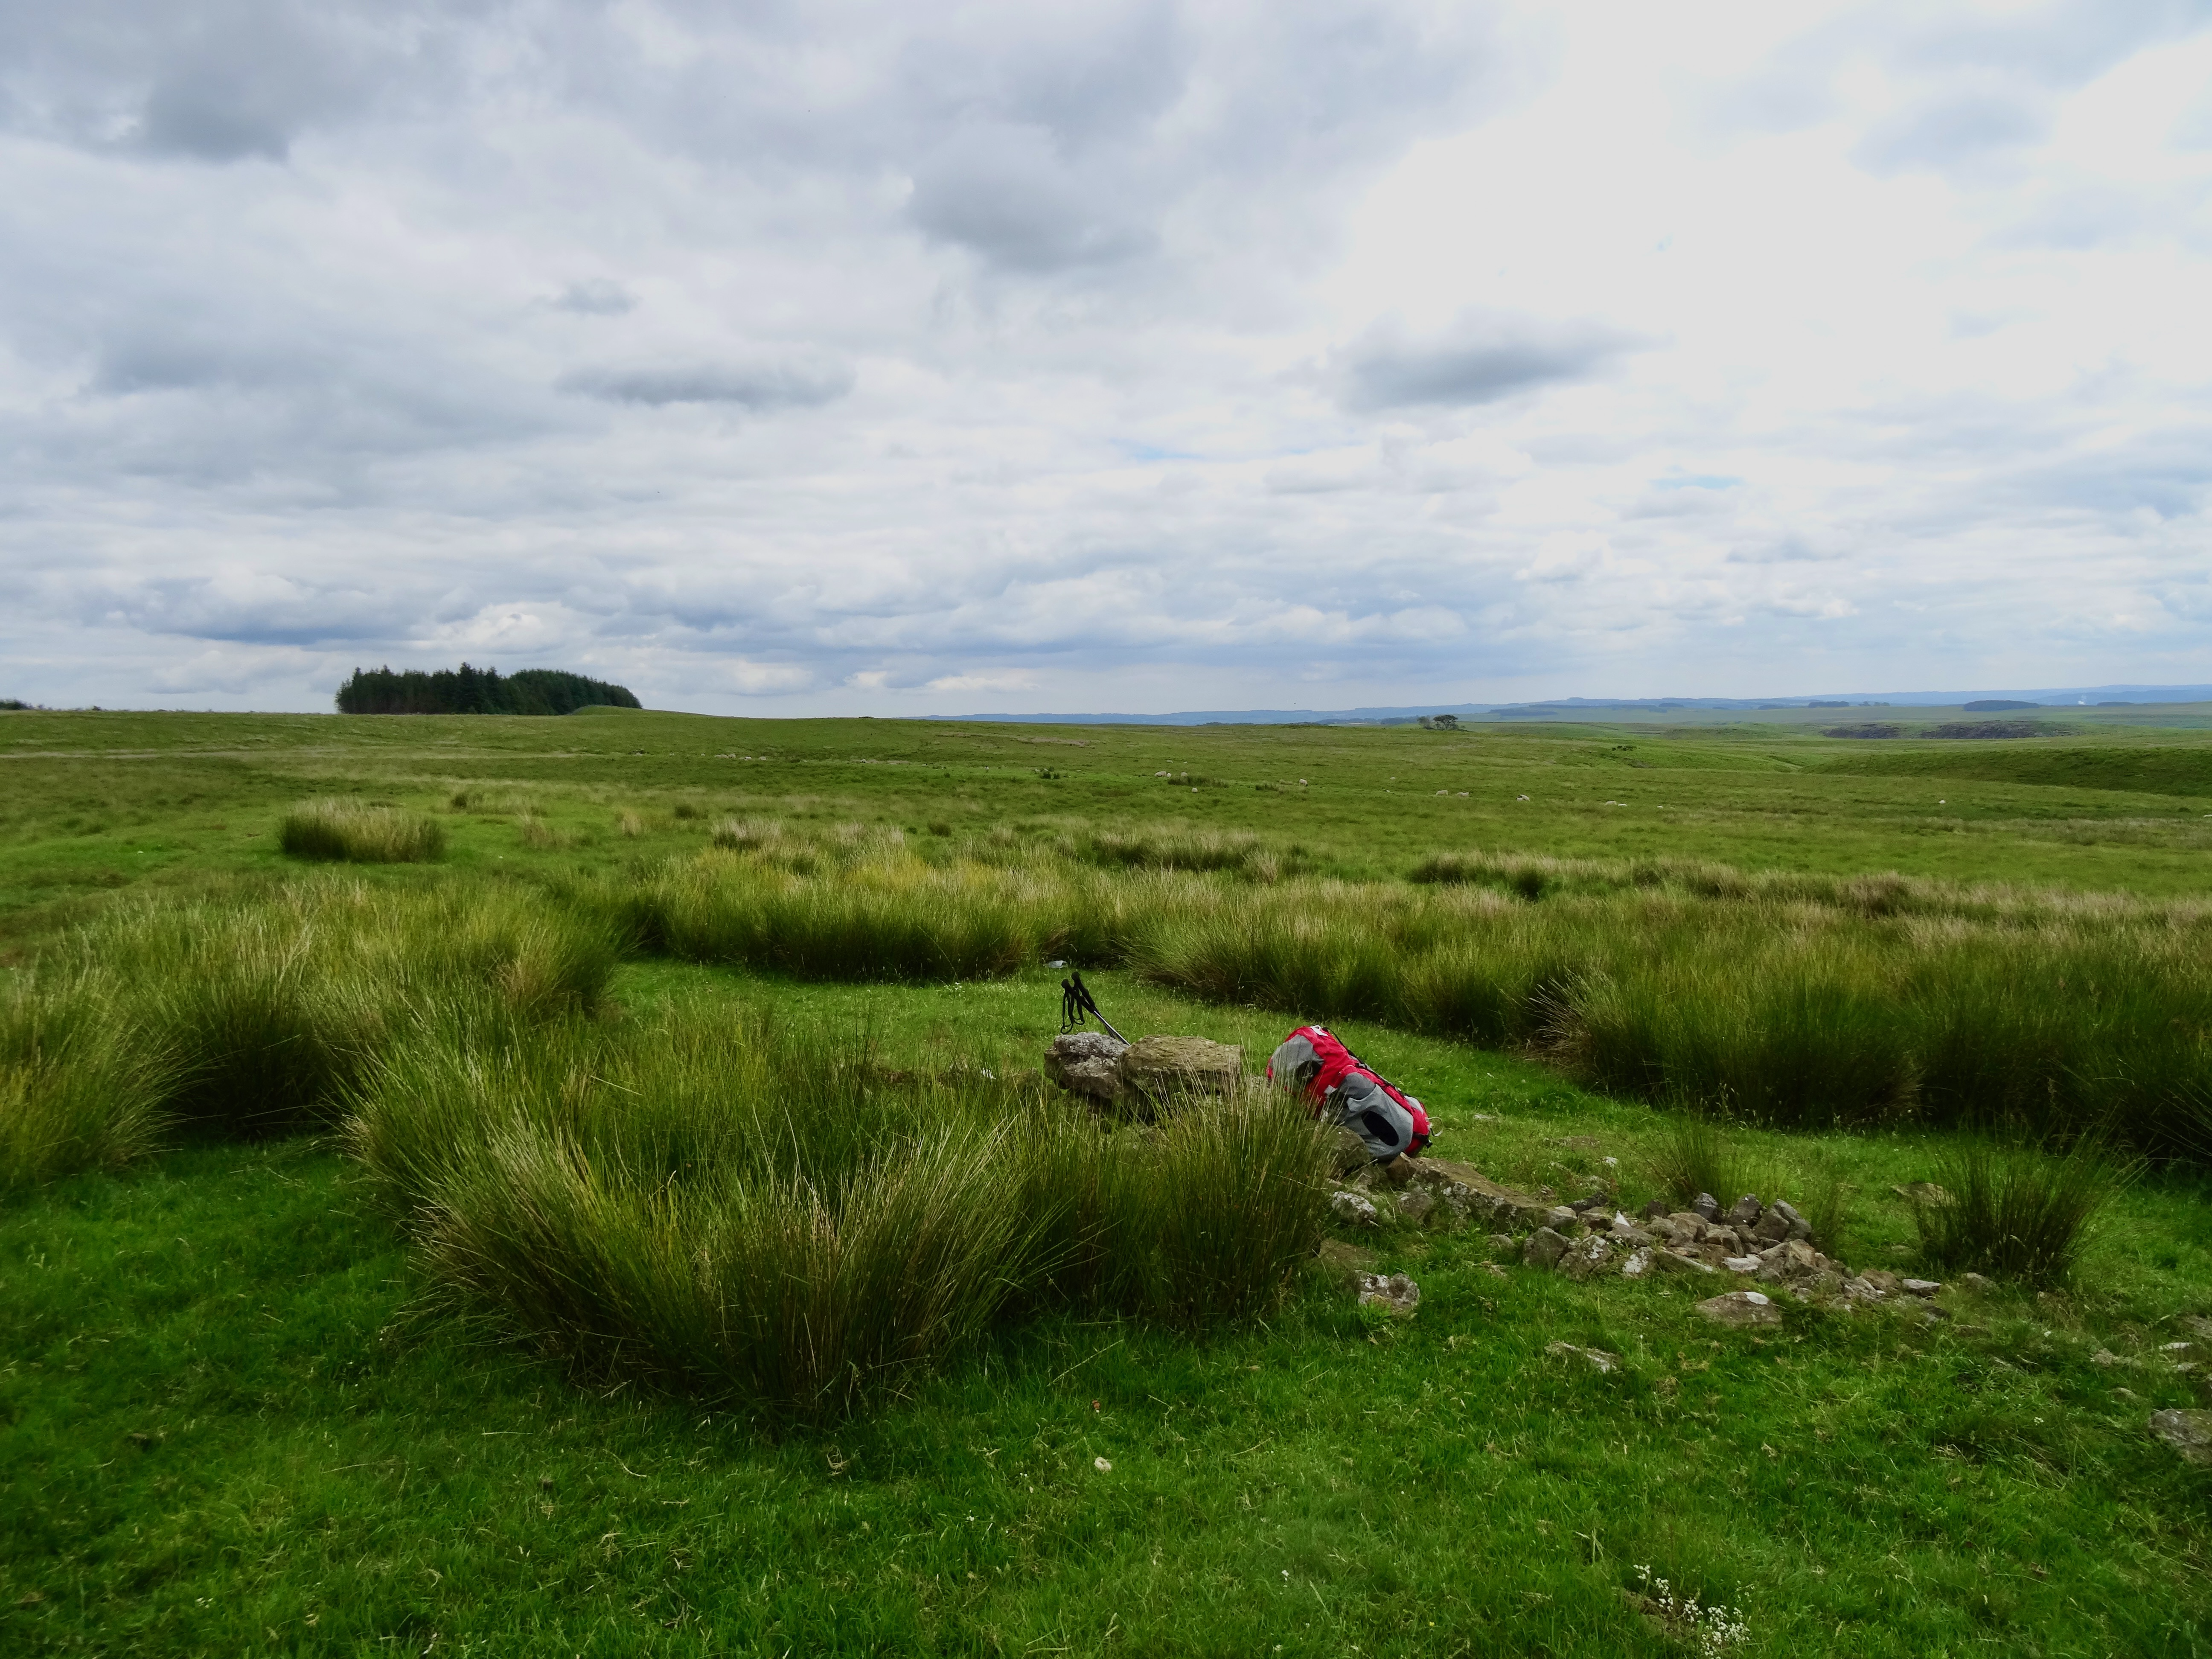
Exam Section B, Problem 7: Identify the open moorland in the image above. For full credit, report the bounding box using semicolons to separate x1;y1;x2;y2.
4;704;2212;1657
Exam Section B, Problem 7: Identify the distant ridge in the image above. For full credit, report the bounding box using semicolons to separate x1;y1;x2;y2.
927;685;2212;727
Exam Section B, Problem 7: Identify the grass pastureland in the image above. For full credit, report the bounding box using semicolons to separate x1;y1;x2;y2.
351;1003;1328;1415
278;797;445;864
0;881;619;1182
604;841;2212;1153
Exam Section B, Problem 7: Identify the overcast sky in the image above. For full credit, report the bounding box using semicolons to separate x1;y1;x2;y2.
3;0;2209;715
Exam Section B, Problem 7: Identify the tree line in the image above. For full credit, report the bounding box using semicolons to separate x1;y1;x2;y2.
335;664;641;716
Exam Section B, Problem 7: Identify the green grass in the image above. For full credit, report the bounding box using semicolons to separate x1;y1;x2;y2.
1911;1138;2138;1289
6;1001;2210;1655
601;835;2212;1151
349;1000;1327;1416
6;708;2212;1654
278;797;446;863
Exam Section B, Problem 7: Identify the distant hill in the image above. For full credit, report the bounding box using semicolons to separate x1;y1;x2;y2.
930;684;2212;727
335;664;641;716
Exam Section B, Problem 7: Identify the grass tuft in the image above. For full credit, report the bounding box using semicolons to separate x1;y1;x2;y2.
1910;1136;2135;1287
280;798;445;863
0;976;168;1194
351;1004;1327;1415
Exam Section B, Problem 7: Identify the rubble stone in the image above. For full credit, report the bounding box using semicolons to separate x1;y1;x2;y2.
1561;1234;1618;1281
1329;1190;1380;1228
1523;1227;1571;1269
1356;1272;1420;1316
1396;1190;1436;1226
2148;1409;2212;1467
1546;1341;1620;1374
1697;1289;1783;1328
1692;1193;1721;1222
1901;1278;1942;1297
1726;1194;1763;1229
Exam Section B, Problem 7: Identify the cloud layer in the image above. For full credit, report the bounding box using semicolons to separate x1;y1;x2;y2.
0;0;2208;713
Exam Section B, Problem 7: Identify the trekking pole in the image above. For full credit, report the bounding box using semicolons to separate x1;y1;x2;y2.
1059;971;1127;1043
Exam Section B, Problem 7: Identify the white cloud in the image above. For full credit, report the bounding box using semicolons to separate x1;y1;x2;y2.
0;0;2207;714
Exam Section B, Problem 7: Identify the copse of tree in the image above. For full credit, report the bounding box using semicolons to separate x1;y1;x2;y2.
335;664;641;716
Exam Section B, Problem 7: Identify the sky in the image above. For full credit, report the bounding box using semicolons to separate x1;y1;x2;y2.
2;0;2209;716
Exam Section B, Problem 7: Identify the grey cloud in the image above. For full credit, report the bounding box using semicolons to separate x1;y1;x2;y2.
0;1;472;162
558;356;855;409
551;279;637;316
908;123;1154;271
1851;87;2050;176
1709;0;2212;160
1726;537;1851;565
1332;311;1637;411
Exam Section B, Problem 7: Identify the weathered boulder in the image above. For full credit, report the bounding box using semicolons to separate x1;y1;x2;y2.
1115;1034;1241;1112
1044;1032;1128;1104
2148;1409;2212;1467
1697;1289;1783;1328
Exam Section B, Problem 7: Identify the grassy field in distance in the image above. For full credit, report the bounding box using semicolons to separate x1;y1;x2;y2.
4;705;2212;1656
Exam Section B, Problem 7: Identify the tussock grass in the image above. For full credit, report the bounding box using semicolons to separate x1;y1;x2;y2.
0;976;167;1193
614;844;2212;1154
1;882;619;1181
280;798;445;863
351;1004;1327;1415
1910;1137;2136;1287
1070;827;1307;884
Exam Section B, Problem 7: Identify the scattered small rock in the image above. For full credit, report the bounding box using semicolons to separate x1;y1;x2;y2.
1722;1255;1761;1275
1356;1273;1421;1316
1697;1290;1783;1328
1901;1279;1942;1297
1330;1190;1380;1228
2091;1349;2130;1368
1959;1272;1994;1295
2148;1409;2212;1467
1893;1182;1952;1206
1546;1340;1620;1374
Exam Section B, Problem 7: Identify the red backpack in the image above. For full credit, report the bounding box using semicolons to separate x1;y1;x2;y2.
1266;1025;1431;1156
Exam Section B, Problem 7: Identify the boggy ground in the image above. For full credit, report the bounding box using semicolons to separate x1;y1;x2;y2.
3;709;2212;1655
